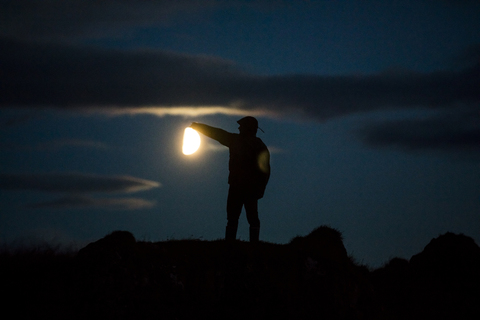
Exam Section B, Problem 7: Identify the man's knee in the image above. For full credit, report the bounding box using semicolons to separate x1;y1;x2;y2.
249;218;260;229
226;218;238;228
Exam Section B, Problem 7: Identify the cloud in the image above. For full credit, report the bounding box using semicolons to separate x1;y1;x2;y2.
1;113;39;128
1;37;478;121
0;0;281;43
1;139;109;152
37;139;109;150
0;0;220;42
26;195;156;210
96;106;275;118
357;110;480;155
0;173;160;210
0;173;160;194
0;38;245;109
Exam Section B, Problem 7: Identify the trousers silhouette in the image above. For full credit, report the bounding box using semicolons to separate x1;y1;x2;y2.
225;185;260;242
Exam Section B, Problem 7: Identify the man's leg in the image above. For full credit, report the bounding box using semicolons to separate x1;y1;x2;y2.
245;198;260;242
226;186;242;241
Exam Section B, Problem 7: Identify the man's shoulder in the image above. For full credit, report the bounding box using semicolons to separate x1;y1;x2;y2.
231;135;267;150
255;137;268;149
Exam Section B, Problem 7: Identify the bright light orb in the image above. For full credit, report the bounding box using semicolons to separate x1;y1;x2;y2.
182;127;201;155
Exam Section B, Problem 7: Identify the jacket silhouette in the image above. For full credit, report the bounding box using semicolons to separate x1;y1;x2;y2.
190;116;270;242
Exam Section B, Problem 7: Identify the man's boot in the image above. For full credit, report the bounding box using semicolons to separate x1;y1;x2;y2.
249;226;260;243
225;221;238;242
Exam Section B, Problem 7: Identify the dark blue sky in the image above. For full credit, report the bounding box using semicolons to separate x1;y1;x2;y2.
1;0;479;267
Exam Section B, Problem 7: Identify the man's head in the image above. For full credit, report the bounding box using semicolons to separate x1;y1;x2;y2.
237;116;260;136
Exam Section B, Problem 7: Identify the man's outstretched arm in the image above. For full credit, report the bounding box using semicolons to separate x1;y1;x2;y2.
190;122;233;147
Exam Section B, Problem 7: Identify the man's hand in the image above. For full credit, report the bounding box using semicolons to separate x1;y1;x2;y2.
190;122;200;130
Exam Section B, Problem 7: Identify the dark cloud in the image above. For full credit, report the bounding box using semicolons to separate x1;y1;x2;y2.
1;38;478;121
34;139;109;151
0;0;219;41
0;139;109;152
26;195;156;210
357;110;480;155
0;37;241;108
0;173;160;194
0;0;279;42
1;113;38;128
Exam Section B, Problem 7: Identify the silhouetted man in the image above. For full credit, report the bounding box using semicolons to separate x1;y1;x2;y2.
190;116;270;242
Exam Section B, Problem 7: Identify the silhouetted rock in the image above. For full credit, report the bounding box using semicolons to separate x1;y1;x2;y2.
371;232;480;320
408;232;480;319
289;225;349;267
371;258;411;318
289;226;378;319
410;232;480;279
77;230;136;262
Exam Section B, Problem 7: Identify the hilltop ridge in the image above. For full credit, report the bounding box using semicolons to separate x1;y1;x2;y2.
2;226;480;319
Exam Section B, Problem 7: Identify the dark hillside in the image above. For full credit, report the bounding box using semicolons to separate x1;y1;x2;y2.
2;227;479;320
